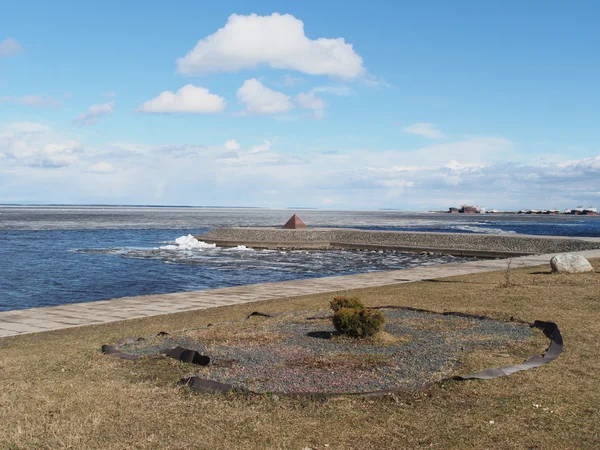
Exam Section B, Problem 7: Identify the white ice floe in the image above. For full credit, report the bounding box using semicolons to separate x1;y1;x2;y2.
225;245;254;251
160;234;216;250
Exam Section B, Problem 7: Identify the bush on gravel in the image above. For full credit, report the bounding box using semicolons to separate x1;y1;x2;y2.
331;300;386;338
330;296;364;312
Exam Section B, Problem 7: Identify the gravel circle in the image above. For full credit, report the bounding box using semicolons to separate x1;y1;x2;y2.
116;309;535;394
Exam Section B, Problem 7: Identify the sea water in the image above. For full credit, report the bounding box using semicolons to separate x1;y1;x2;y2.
1;206;598;312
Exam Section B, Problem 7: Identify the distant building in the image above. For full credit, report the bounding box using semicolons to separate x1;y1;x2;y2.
460;205;478;214
448;205;482;214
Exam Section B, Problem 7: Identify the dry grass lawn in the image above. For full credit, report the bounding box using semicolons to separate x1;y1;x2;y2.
0;259;599;449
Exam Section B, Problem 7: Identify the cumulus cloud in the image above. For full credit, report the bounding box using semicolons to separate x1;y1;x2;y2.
224;139;240;151
0;38;22;57
177;13;365;78
281;74;305;87
0;95;61;107
290;85;352;119
236;79;293;115
74;101;115;125
138;85;226;114
401;122;445;139
295;91;327;120
0;122;51;135
88;162;114;173
0;122;82;168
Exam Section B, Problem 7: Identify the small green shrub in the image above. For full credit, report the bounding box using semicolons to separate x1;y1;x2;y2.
332;307;386;338
330;296;364;312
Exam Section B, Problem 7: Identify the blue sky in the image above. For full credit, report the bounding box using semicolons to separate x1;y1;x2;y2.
1;1;599;209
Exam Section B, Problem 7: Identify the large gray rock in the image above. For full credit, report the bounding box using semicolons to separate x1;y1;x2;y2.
550;254;593;273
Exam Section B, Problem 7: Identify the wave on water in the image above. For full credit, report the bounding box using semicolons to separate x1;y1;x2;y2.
451;225;516;234
72;234;468;275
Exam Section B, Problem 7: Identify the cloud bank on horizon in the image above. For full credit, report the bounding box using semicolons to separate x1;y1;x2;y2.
0;5;599;209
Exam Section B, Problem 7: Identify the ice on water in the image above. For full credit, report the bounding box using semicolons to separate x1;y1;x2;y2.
160;234;217;250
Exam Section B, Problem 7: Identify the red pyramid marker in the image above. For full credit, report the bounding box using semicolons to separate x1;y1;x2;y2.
282;214;307;229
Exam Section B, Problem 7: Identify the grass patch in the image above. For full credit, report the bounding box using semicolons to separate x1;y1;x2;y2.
460;328;549;372
0;259;598;448
330;330;411;347
184;323;284;347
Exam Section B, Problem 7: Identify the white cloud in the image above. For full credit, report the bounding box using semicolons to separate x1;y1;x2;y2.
295;91;327;120
0;122;82;168
88;162;114;173
0;38;22;57
177;13;365;78
444;160;484;170
413;137;511;163
236;78;293;115
295;92;327;110
224;139;240;151
138;85;226;114
74;101;115;125
363;74;392;88
3;121;599;210
0;95;60;107
401;122;445;139
281;74;305;87
1;122;51;135
290;85;352;119
248;140;272;154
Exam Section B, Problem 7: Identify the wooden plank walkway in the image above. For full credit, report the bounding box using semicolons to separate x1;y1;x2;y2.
1;249;599;338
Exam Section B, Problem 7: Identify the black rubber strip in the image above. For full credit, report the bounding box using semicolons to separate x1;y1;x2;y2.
372;305;529;324
246;311;276;320
454;320;563;380
164;346;210;366
179;377;238;394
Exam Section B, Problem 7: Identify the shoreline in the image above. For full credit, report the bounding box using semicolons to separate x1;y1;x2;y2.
2;249;600;338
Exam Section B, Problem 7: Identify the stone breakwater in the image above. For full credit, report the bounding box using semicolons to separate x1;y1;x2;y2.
197;228;600;258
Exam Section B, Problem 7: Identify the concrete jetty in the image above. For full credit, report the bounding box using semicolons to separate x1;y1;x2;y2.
197;228;600;258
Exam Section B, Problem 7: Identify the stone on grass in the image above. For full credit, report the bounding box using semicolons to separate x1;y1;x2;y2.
550;254;593;274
